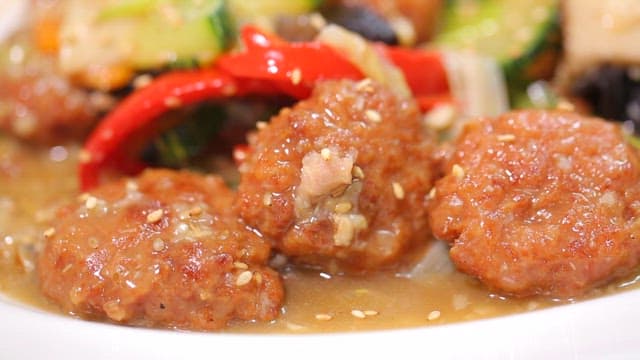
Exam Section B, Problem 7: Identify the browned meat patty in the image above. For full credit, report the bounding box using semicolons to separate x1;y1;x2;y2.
429;110;640;298
236;79;437;273
38;169;283;330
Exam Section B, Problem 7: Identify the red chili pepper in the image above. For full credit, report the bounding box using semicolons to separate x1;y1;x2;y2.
79;26;452;190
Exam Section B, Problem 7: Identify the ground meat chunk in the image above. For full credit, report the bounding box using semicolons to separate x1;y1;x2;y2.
38;169;283;330
429;110;640;298
236;79;437;272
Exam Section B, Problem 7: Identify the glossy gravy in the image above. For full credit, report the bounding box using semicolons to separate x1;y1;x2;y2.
0;135;638;333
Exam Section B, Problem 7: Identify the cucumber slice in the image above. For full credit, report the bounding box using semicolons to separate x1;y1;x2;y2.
435;0;560;102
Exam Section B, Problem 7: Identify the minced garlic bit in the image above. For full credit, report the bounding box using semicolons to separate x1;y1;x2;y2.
320;148;332;160
351;309;366;319
152;238;165;252
392;182;405;200
236;270;253;286
146;209;164;223
43;227;56;238
315;313;333;321
365;109;382;123
290;68;302;85
85;196;98;209
352;165;365;179
452;164;465;180
163;96;182;109
497;134;516;142
427;310;441;321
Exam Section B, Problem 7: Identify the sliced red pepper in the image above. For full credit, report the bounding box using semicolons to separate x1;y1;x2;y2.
79;69;279;190
80;26;452;190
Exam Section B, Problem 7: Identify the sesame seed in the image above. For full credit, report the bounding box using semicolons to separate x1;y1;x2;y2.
320;148;332;160
290;68;302;85
233;261;249;270
452;164;465;180
132;74;153;89
256;121;268;130
497;134;516;142
146;209;164;223
263;192;273;206
428;310;441;321
163;96;182;109
424;104;455;131
355;78;373;92
365;109;382;123
254;272;263;284
85;196;98;209
392;182;405;200
188;206;202;217
352;165;365;179
43;227;56;238
62;264;73;273
556;100;575;111
236;271;253;286
363;310;379;316
351;309;366;319
315;313;333;321
428;187;437;199
334;201;352;213
125;180;138;192
152;238;165;251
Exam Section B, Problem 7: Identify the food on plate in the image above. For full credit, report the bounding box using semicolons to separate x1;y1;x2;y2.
236;79;437;272
38;169;283;330
429;110;640;298
1;0;640;333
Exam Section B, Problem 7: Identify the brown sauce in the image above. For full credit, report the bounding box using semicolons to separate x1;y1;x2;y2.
0;135;638;333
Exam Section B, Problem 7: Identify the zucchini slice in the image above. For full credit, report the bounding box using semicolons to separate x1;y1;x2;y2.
227;0;323;20
435;0;561;102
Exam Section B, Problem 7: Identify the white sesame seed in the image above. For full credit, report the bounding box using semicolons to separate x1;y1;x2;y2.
355;78;373;92
428;187;437;199
392;182;405;200
424;104;455;131
497;134;516;142
428;310;441;321
125;180;138;192
163;96;182;108
152;238;165;251
320;148;332;160
236;271;253;286
254;272;263;284
365;109;382;123
351;309;366;319
452;164;465;180
363;310;379;316
43;227;56;238
334;201;352;213
233;261;249;270
315;313;333;321
256;121;268;130
146;209;164;223
85;196;98;209
290;68;302;85
352;165;365;179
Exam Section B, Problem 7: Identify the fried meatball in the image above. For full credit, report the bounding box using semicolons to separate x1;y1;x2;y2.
38;169;283;330
236;80;437;272
429;110;640;298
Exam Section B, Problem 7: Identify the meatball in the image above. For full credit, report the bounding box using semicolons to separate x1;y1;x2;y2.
429;110;640;298
236;79;437;272
38;169;283;330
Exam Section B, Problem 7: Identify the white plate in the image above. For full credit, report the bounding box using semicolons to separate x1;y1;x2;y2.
0;289;638;360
